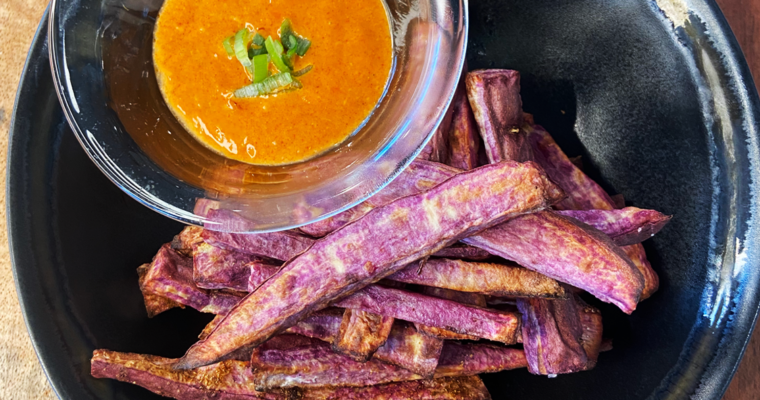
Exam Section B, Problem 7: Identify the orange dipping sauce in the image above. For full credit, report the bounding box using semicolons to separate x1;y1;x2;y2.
153;0;393;165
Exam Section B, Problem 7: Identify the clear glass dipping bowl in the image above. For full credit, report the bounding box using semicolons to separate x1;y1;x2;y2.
49;0;467;232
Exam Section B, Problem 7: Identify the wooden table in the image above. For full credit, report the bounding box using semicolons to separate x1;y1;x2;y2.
0;0;758;399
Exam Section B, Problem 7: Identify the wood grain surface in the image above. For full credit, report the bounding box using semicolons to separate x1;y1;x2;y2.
0;0;758;399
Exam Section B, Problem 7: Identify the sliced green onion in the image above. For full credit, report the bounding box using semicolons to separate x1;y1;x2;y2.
292;64;313;77
233;29;251;67
287;35;298;51
252;54;269;83
265;36;291;72
291;78;303;89
234;72;293;98
280;19;295;49
252;33;266;47
222;36;235;57
295;38;311;56
249;46;268;58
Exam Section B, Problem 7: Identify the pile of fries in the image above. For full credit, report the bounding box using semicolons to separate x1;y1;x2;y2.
91;69;671;399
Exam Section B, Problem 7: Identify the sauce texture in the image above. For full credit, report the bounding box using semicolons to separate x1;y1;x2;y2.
154;0;393;165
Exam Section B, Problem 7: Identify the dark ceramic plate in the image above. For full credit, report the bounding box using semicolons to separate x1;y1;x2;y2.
9;1;760;399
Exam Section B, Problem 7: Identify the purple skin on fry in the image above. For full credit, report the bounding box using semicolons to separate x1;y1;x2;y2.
250;337;422;390
137;263;183;317
517;296;589;375
193;242;262;291
435;342;528;377
555;207;672;247
447;80;481;171
390;259;568;299
286;308;344;342
141;244;244;315
527;124;660;300
247;261;281;292
335;285;521;344
92;349;491;400
419;285;488;308
202;209;315;261
430;245;491;261
464;212;644;314
175;161;559;369
300;160;460;237
466;69;532;163
90;350;276;400
333;309;395;362
577;299;603;369
418;108;453;164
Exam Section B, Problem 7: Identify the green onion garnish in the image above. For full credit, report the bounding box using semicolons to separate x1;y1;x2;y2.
252;54;270;83
292;64;313;77
280;19;295;49
265;36;291;72
234;72;294;98
249;47;268;58
233;29;251;67
295;38;311;56
222;36;234;57
252;33;266;47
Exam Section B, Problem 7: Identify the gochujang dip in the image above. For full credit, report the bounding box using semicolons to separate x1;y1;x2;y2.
153;0;393;165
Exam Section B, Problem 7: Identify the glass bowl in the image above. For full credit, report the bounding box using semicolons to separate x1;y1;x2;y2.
48;0;467;233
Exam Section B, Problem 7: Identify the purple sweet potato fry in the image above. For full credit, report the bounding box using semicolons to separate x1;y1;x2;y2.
527;125;659;300
193;242;262;291
176;161;559;369
137;263;183;317
91;349;489;400
373;322;444;377
390;259;568;299
199;314;224;340
202;209;315;261
335;285;521;344
414;324;481;341
247;261;281;291
286;308;344;342
418;108;453;164
430;245;491;261
193;198;221;217
419;286;488;308
463;212;644;314
301;161;461;237
466;70;532;163
334;309;395;362
517;296;588;375
435;342;528;377
91;350;275;400
447;80;481;171
555;207;672;246
141;244;244;315
251;337;421;390
302;376;492;400
578;300;603;369
171;226;205;257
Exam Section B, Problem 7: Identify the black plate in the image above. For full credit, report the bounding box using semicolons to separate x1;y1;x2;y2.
9;1;760;399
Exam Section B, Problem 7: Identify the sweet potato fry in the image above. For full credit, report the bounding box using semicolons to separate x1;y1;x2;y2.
199;314;224;340
577;299;603;369
447;81;481;170
251;337;421;390
300;160;459;237
334;309;395;362
517;296;588;375
302;376;492;400
419;286;488;308
137;263;183;317
170;226;204;257
202;209;315;261
141;244;244;314
286;308;344;342
555;207;671;246
335;285;521;344
374;322;444;377
415;286;485;341
466;70;531;163
175;161;559;369
528;124;659;299
92;349;491;400
247;261;281;291
418;110;453;164
389;259;568;299
430;245;491;261
435;342;528;377
463;212;644;313
193;242;262;291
